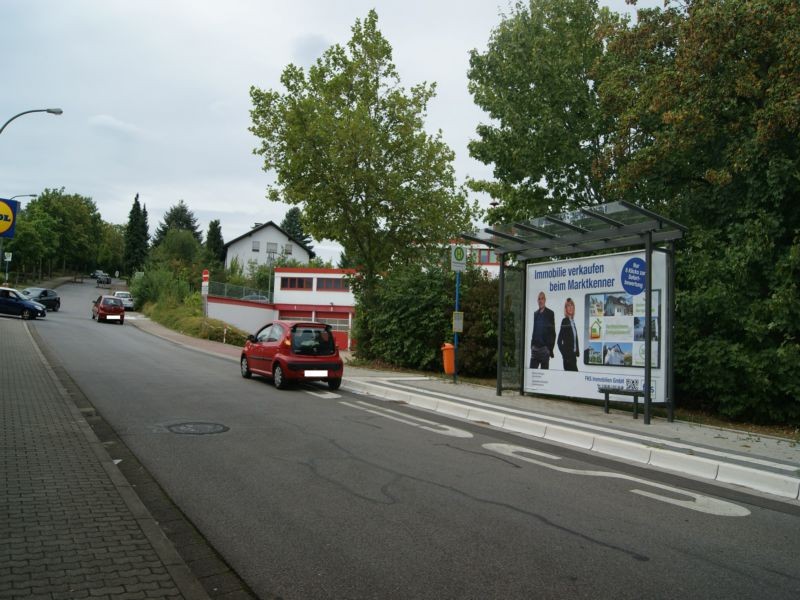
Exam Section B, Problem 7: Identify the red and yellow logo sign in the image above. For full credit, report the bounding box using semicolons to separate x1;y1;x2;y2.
0;200;16;236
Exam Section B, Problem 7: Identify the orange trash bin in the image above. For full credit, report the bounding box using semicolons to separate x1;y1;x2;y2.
441;343;455;375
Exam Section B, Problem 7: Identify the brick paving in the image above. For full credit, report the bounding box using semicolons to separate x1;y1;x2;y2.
0;318;208;600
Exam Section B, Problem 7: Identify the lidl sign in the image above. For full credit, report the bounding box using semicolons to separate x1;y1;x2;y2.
0;198;19;239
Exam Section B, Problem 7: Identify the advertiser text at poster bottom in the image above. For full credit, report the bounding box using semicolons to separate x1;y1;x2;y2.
526;369;659;403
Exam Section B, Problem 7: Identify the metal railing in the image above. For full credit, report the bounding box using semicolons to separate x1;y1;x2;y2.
208;281;272;303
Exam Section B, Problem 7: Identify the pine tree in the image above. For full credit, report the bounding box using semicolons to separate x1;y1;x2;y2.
280;207;313;252
152;200;202;246
205;219;225;264
123;193;149;273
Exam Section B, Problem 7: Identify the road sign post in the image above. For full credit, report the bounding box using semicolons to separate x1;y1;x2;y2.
201;269;210;316
450;245;467;383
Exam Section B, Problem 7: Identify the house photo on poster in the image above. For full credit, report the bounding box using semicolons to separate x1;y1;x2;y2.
524;251;667;402
584;290;660;368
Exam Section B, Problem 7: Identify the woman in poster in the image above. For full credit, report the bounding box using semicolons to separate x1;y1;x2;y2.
557;297;580;371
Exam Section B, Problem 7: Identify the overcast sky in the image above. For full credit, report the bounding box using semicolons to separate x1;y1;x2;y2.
0;0;651;263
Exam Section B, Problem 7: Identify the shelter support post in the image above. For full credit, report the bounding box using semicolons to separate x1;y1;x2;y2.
667;242;675;422
520;262;527;395
644;232;653;424
497;255;505;396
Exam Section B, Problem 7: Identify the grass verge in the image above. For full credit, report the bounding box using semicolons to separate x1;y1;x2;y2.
141;300;250;347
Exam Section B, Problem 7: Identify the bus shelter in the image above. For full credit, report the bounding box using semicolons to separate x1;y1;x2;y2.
463;201;686;424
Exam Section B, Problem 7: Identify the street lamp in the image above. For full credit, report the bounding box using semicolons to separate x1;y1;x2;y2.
0;108;63;136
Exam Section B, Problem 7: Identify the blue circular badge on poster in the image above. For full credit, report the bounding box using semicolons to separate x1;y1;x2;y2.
621;257;646;295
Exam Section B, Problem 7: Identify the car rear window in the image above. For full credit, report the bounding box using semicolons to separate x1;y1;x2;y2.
291;326;336;356
103;298;123;306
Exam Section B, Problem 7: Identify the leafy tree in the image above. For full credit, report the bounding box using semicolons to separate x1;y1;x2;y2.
251;10;475;355
6;203;57;279
26;188;102;273
597;0;800;423
250;10;475;308
97;223;125;276
204;219;226;264
280;207;313;254
151;228;201;266
124;193;150;274
467;0;618;222
152;200;202;246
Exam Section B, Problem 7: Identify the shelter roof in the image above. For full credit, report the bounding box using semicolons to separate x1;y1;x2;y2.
462;201;686;261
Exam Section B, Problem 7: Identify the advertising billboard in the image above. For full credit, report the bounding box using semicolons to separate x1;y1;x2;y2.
524;250;666;402
0;198;20;239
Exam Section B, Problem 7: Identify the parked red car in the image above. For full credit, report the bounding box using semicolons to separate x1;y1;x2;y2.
92;295;125;324
240;320;343;390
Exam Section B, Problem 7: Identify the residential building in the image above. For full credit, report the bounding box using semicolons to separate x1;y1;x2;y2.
224;222;313;271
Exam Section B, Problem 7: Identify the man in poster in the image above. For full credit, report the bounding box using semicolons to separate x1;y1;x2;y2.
529;291;556;369
557;297;580;371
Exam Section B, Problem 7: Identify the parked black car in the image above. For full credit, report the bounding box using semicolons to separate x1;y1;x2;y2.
96;272;112;285
21;287;61;311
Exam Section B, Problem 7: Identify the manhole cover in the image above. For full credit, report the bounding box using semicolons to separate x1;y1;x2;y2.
167;422;229;435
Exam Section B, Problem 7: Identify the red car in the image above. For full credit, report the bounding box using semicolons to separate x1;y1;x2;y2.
92;295;125;324
240;320;343;390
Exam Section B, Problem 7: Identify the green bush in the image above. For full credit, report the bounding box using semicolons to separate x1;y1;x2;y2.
356;260;499;376
130;267;191;307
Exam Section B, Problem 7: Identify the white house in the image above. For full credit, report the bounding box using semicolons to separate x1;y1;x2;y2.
224;222;313;271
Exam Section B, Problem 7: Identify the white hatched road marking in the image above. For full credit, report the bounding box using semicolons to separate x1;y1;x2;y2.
380;380;794;473
484;443;750;517
306;390;341;399
340;400;473;438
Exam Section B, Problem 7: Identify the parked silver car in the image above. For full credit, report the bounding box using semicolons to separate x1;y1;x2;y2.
112;290;135;310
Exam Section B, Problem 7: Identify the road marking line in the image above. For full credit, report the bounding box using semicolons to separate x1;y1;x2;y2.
341;400;473;438
484;443;750;517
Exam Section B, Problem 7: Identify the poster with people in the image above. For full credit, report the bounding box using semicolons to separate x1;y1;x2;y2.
524;251;666;402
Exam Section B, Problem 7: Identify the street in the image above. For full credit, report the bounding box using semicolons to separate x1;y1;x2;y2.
27;281;800;600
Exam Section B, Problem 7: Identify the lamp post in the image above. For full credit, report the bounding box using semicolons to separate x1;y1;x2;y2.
0;107;62;283
0;108;63;137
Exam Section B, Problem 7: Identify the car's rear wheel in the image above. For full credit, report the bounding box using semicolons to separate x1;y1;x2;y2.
21;309;32;320
273;364;288;389
119;318;124;325
52;302;59;312
328;378;342;391
240;356;252;379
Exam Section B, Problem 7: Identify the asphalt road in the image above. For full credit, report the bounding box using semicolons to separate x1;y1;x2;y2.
30;280;800;599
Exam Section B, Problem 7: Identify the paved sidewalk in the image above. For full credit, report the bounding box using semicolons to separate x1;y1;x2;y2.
0;317;209;600
126;314;800;503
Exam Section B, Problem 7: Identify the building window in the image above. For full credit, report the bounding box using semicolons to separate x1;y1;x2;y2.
316;278;349;291
280;277;313;290
316;317;349;332
266;242;278;254
284;243;293;255
476;248;497;264
252;241;260;252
